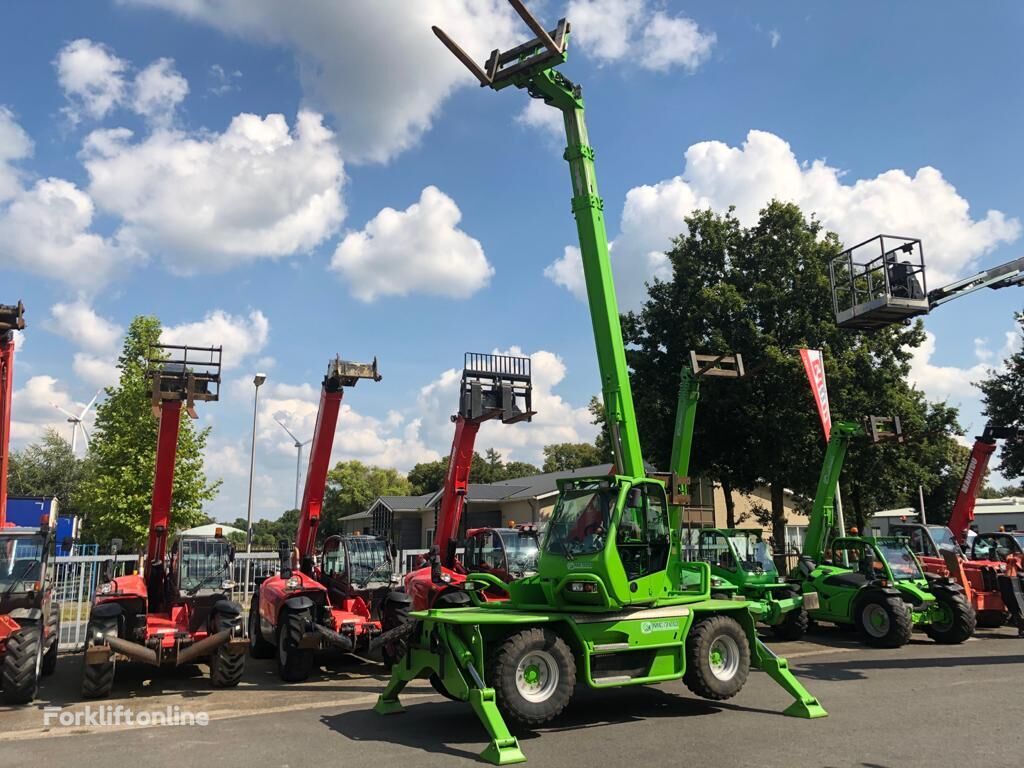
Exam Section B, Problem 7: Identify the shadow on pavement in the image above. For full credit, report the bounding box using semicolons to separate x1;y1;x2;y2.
794;653;1024;682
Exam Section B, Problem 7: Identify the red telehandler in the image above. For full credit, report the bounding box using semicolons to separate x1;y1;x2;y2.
1;301;62;705
890;424;1024;631
375;353;535;667
248;355;388;682
82;344;247;697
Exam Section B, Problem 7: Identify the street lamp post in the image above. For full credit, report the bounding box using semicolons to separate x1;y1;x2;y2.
244;372;266;597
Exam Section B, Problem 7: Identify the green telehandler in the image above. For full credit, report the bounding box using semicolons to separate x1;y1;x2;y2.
788;418;975;648
373;5;825;764
670;352;816;641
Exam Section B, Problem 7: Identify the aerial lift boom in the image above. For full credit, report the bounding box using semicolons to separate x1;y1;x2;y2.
0;302;25;528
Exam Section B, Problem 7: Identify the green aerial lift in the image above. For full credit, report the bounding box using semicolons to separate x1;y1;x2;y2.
671;353;815;641
374;5;825;764
788;418;975;648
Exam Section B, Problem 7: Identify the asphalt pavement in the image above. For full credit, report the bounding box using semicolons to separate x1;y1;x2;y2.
2;625;1022;767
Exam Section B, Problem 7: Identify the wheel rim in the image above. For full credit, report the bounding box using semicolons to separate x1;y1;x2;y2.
862;603;891;637
708;635;740;681
931;601;953;632
515;650;559;703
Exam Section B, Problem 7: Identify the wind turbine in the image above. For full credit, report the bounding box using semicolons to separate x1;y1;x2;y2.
274;416;311;510
53;389;101;454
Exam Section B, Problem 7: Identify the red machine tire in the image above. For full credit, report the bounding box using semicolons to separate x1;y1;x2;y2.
924;590;976;644
42;603;60;676
248;594;274;659
81;614;118;699
210;613;245;688
2;626;43;705
277;609;314;683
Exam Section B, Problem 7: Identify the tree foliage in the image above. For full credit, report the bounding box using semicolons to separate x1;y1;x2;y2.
321;460;411;535
7;429;90;518
624;202;965;548
542;442;604;473
407;450;540;495
978;311;1024;480
76;316;220;547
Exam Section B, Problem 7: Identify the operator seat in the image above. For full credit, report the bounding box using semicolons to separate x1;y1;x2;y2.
797;555;817;576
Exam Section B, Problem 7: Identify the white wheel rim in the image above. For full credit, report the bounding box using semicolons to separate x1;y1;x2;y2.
515;650;559;703
708;635;740;681
862;603;891;637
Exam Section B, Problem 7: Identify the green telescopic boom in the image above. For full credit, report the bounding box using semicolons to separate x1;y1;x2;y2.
433;16;644;479
802;421;861;564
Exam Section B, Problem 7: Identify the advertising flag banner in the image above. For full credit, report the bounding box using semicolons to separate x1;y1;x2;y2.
799;348;831;439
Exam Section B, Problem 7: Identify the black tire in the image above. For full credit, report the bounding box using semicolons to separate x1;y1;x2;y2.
2;626;43;705
924;590;976;644
975;609;1006;629
856;592;913;648
380;599;411;671
248;595;274;659
81;614;118;699
490;628;575;727
42;603;60;676
770;590;808;641
684;615;751;701
209;613;245;688
277;609;315;683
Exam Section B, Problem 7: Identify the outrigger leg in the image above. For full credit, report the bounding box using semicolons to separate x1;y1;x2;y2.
752;637;828;719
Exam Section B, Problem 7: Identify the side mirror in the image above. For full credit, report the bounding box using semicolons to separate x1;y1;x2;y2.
227;545;236;563
101;559;114;583
110;538;122;557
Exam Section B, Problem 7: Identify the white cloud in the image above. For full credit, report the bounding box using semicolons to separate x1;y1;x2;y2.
83;110;345;272
567;0;715;72
0;177;142;289
331;185;493;302
207;64;241;96
126;0;521;163
547;129;1021;308
55;39;128;123
0;107;32;203
769;29;781;49
47;299;123;353
161;309;269;371
516;98;564;140
908;330;989;405
132;58;189;126
72;353;120;389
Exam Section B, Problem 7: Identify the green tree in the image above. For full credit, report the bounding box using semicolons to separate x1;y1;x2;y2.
408;458;447;496
321;460;410;536
625;202;963;548
76;316;220;547
407;451;540;494
978;311;1024;480
588;395;613;463
7;429;90;519
502;460;541;479
542;442;604;473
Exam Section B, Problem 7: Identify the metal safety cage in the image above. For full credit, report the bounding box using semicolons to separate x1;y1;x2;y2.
690;351;745;378
460;352;535;424
147;343;222;412
830;235;929;331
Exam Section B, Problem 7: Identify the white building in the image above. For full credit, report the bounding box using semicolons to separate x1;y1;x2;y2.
870;497;1024;535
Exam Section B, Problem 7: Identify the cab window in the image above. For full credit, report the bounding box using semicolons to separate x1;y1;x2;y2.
698;531;735;570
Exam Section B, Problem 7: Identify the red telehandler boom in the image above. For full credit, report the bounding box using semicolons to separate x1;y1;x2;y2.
248;355;386;682
82;343;247;697
375;353;534;666
0;302;62;705
890;424;1024;631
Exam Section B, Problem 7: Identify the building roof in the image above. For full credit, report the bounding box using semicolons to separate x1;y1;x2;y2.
872;497;1024;519
423;463;617;508
375;493;436;512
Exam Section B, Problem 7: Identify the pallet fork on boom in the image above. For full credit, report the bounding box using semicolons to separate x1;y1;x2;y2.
374;5;826;764
82;344;246;697
248;355;386;682
0;302;62;705
670;353;817;640
375;353;535;667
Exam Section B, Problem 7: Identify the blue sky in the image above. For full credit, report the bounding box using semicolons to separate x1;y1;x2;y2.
2;1;1022;521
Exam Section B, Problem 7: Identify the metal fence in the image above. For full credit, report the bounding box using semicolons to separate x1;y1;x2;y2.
51;549;431;651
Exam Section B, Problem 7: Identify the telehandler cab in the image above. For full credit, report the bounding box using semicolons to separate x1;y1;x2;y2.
1;300;62;705
374;5;826;764
790;418;975;648
81;344;247;697
248;355;386;681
